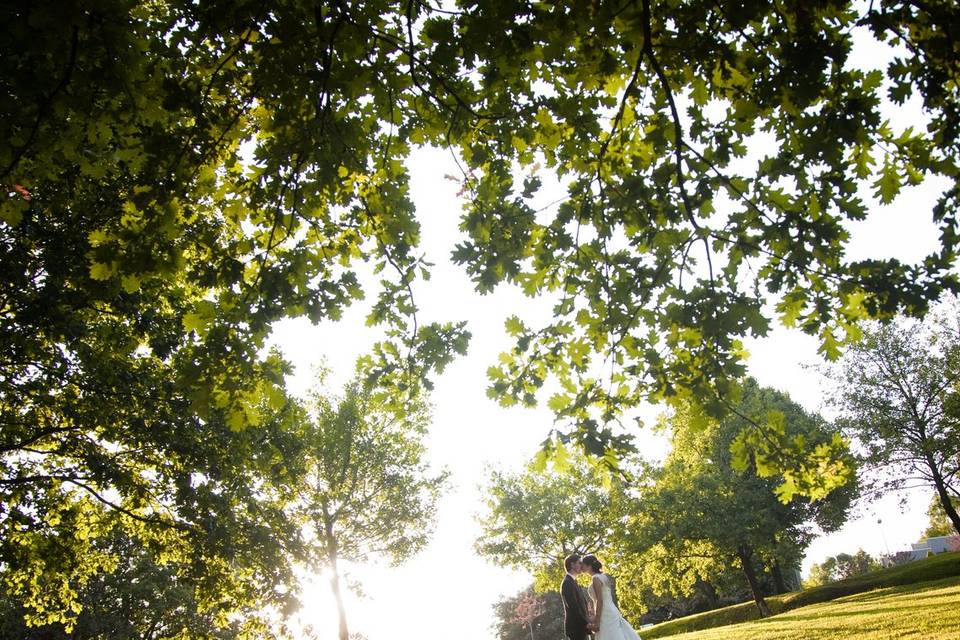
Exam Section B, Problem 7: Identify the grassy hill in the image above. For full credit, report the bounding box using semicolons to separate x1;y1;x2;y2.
641;551;960;639
652;575;960;639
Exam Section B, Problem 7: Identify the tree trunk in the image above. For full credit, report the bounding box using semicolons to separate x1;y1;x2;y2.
771;560;789;594
694;578;719;609
528;620;535;640
329;563;350;640
737;546;772;618
323;511;350;640
927;452;960;536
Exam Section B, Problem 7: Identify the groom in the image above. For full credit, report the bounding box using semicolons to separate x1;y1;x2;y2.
560;553;594;640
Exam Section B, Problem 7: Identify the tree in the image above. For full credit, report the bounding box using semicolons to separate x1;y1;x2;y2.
633;380;855;617
2;0;466;624
835;550;881;580
0;373;307;634
0;523;287;640
511;590;546;640
493;586;565;640
804;557;838;588
4;0;959;621
476;451;632;591
829;306;960;536
805;549;879;586
615;540;760;625
476;453;755;628
291;376;448;640
455;0;960;485
924;492;958;538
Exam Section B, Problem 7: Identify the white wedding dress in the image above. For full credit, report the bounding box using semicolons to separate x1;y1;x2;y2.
587;573;642;640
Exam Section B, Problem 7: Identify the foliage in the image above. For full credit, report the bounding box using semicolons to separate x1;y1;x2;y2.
478;382;853;622
804;549;880;587
828;304;960;536
925;491;960;538
454;0;960;487
615;550;759;628
476;451;759;628
475;451;633;591
642;551;960;639
834;549;878;582
492;586;565;640
645;576;960;640
632;380;855;616
0;377;307;633
290;374;448;640
804;559;836;589
1;0;955;553
0;523;288;640
1;0;470;626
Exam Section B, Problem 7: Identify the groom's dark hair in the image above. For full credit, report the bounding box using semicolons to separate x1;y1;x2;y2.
564;553;581;572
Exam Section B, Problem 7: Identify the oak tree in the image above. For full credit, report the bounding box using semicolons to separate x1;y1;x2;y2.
829;306;960;536
633;381;855;616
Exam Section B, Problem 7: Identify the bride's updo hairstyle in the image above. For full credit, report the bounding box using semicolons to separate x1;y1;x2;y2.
582;554;602;573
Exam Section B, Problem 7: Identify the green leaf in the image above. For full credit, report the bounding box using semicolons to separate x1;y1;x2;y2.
504;315;525;336
1;197;28;226
227;408;246;431
873;156;901;204
121;274;141;293
818;327;842;361
552;441;571;473
183;300;216;334
547;393;572;412
89;261;115;280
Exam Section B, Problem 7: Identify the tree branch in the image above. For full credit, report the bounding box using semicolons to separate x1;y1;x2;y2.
641;0;713;284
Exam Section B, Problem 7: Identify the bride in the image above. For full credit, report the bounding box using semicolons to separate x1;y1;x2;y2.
582;554;642;640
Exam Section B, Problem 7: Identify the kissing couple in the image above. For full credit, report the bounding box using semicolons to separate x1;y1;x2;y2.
561;553;642;640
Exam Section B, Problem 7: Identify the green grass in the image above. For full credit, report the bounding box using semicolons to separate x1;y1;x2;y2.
641;552;960;639
651;576;960;639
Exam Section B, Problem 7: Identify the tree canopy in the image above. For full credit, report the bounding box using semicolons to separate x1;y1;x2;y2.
924;492;959;539
829;304;960;536
0;523;282;640
476;454;628;591
804;549;880;587
477;382;855;621
632;380;855;616
453;0;960;469
4;0;957;504
290;375;448;640
492;585;564;640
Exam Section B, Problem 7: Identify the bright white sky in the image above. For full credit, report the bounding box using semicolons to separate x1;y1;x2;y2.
268;25;947;640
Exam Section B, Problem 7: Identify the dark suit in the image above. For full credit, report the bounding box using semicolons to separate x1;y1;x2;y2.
561;573;590;640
